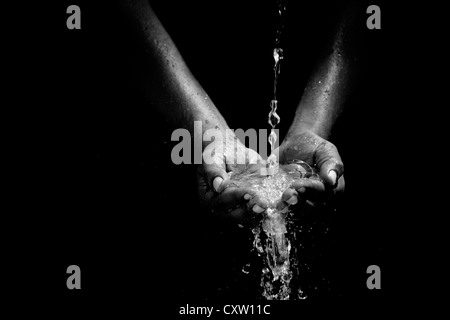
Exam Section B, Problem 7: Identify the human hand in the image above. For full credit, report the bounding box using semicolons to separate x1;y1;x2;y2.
276;130;344;205
197;131;266;221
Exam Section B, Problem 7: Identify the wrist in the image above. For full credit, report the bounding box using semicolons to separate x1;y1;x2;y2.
286;117;330;141
285;121;314;139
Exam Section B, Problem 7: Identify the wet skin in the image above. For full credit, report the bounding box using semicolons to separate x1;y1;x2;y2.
121;1;354;220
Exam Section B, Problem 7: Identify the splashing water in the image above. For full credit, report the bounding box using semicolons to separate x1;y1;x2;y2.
228;160;322;300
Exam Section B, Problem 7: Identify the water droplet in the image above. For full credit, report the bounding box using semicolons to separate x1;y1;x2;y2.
242;263;251;274
298;288;308;300
273;48;284;63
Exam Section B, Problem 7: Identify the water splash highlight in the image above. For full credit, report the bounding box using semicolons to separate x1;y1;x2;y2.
228;160;321;299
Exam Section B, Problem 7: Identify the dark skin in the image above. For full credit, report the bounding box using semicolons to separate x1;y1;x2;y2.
121;0;350;222
277;29;349;204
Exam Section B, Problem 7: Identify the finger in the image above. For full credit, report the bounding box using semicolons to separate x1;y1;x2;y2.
315;141;344;187
252;205;265;213
286;196;298;206
218;178;242;192
290;178;326;193
289;178;326;203
328;170;337;186
197;167;213;206
247;195;268;211
203;163;229;192
212;186;255;210
280;188;300;208
336;175;345;194
228;206;262;228
213;177;223;193
281;188;298;202
212;189;264;226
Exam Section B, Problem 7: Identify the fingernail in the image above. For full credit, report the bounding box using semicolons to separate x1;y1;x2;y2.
244;194;252;200
286;196;298;205
252;205;265;213
213;177;223;192
298;187;306;193
276;201;286;211
328;170;337;187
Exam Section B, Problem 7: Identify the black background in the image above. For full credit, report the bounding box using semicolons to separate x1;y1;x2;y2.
8;0;421;316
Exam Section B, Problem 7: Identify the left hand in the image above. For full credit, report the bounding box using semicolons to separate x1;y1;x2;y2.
275;130;345;205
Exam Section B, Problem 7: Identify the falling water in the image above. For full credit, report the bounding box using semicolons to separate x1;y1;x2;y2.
267;0;288;158
221;0;326;300
228;161;321;300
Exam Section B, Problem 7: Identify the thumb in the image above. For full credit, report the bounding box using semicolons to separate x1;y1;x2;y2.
202;163;229;193
315;141;344;187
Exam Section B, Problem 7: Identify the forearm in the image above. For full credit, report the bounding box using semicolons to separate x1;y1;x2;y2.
286;9;356;140
120;0;229;139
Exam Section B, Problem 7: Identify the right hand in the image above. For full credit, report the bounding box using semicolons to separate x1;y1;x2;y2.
197;131;267;222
